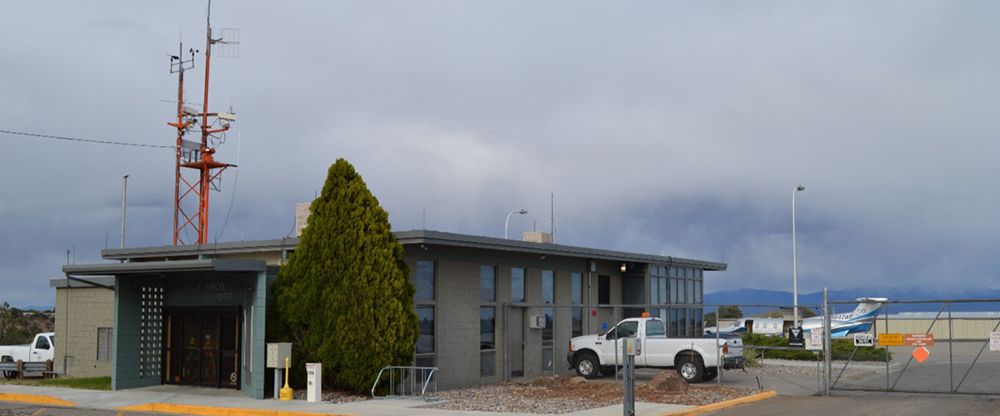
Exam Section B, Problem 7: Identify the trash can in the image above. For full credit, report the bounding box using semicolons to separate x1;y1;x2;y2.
306;363;322;403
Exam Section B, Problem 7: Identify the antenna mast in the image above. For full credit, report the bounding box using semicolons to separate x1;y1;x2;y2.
169;2;239;245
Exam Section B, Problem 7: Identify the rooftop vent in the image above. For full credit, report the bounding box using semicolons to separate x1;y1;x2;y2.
522;231;553;244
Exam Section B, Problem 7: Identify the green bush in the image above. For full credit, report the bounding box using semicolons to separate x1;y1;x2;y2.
740;334;889;362
270;159;418;392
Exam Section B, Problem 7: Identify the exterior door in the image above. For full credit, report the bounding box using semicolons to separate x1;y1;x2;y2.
164;309;241;388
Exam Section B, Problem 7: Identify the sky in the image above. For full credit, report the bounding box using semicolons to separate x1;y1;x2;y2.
3;1;1000;308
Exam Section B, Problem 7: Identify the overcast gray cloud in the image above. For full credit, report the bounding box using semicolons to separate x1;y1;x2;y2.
3;1;1000;307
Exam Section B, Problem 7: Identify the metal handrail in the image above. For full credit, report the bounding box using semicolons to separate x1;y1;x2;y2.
371;365;438;400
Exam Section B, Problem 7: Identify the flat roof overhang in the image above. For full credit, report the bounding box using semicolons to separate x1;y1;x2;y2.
100;230;727;271
62;258;267;276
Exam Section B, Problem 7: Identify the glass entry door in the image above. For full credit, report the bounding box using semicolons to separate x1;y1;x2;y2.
164;309;241;389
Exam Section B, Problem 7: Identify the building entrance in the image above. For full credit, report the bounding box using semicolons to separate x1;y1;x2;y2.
164;309;241;389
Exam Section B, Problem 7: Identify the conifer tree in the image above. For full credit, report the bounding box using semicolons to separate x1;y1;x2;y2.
271;158;417;391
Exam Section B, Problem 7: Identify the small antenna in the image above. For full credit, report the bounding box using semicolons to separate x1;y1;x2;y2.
422;208;426;230
550;192;555;242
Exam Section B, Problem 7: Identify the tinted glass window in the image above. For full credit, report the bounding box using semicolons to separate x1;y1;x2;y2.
646;320;666;337
571;272;582;304
598;275;610;304
480;307;495;350
480;265;495;303
415;261;435;301
416;306;434;353
542;271;554;304
511;268;525;303
35;336;50;350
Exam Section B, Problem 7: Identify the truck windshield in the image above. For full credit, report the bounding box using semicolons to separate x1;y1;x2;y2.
646;320;666;337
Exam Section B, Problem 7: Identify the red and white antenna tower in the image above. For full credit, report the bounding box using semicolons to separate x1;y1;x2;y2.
168;2;239;245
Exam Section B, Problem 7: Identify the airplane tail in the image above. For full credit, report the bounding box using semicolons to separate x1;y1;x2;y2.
845;297;888;322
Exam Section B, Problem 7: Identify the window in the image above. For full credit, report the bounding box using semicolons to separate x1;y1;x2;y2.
480;265;495;303
414;261;435;365
511;268;525;303
571;272;583;337
670;279;679;304
480;307;496;350
35;335;50;350
416;306;435;354
598;275;610;305
686;279;694;304
694;281;702;304
606;321;638;339
481;306;496;376
542;271;554;304
415;261;435;301
481;266;497;377
646;320;666;337
97;328;113;361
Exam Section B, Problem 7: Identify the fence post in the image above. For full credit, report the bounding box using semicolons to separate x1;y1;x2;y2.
823;288;831;396
716;304;721;389
947;302;953;392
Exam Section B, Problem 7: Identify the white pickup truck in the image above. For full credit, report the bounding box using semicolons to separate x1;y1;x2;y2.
0;332;55;378
567;317;743;383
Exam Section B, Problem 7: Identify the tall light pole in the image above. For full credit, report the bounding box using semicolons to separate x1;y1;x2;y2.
121;174;129;249
792;184;805;328
505;209;528;239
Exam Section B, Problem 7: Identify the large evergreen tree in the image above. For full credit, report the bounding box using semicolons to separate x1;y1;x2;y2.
271;158;417;392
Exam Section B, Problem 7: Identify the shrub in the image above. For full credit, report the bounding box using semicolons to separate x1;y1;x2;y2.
270;159;418;392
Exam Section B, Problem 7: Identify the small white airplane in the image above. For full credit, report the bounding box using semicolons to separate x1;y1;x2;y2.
802;297;888;337
704;298;888;338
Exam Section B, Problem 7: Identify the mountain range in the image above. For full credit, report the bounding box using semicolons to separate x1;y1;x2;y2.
705;288;1000;315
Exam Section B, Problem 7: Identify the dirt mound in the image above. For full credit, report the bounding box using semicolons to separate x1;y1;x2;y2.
640;370;688;393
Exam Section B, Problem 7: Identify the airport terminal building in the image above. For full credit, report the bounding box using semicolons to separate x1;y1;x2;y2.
53;230;725;398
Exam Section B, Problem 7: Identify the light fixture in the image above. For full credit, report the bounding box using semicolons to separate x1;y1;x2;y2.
620;263;627;273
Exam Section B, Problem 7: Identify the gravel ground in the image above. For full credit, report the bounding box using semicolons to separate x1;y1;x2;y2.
420;375;756;414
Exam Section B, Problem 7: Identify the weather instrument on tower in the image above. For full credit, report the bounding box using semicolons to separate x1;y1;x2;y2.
167;2;240;245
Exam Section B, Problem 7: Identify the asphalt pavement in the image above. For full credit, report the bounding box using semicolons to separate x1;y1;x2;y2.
707;392;999;416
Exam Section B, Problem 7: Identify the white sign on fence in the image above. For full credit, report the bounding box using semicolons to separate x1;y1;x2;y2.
807;328;824;351
854;333;874;347
990;332;1000;352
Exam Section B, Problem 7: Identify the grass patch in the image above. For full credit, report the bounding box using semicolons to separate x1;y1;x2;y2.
742;334;890;362
0;376;111;390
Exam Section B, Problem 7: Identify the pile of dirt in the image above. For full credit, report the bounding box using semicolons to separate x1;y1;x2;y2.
639;370;688;393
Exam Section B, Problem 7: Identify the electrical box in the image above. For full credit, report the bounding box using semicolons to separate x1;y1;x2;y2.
266;343;292;369
306;363;322;403
624;336;641;356
528;315;547;329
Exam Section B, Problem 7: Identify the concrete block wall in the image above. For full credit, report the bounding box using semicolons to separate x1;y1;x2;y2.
54;286;114;378
433;260;482;389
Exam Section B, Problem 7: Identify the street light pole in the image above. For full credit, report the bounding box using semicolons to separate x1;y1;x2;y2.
792;184;805;328
504;209;528;239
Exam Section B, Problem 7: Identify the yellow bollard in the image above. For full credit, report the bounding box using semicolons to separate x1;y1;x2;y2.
279;357;294;401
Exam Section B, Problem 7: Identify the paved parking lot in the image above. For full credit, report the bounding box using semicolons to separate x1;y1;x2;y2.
0;402;170;416
708;392;999;416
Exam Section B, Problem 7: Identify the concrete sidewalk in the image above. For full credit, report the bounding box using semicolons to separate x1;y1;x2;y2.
0;384;695;416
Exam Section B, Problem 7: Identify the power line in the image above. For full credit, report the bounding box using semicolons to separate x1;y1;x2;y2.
0;129;175;150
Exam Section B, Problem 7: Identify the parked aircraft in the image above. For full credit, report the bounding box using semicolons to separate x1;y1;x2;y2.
704;298;887;338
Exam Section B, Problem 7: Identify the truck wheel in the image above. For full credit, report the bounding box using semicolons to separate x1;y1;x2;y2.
574;352;601;379
599;366;617;377
676;354;704;383
702;367;718;381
